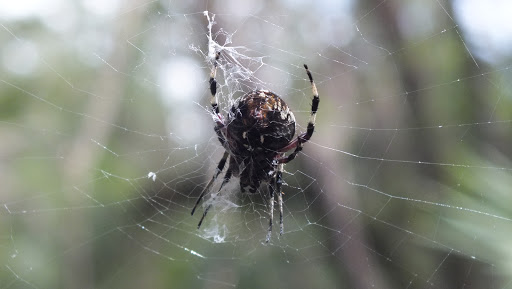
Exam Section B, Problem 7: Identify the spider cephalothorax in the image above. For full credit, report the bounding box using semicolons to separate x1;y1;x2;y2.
191;52;320;242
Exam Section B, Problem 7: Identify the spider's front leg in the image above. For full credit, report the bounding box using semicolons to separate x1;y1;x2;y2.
209;52;221;115
209;51;228;147
276;64;319;164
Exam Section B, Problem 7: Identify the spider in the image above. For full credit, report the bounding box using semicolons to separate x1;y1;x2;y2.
191;52;320;242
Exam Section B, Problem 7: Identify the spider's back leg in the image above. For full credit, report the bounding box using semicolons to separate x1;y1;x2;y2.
191;151;229;217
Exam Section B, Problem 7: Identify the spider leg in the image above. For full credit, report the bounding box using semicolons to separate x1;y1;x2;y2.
209;52;221;115
197;204;212;229
209;52;228;145
266;176;275;243
276;64;319;164
214;125;227;147
218;168;233;192
191;151;229;217
276;164;284;236
266;163;285;242
196;164;233;229
197;168;232;229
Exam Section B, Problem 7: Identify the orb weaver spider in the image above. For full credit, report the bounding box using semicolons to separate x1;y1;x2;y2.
192;52;320;242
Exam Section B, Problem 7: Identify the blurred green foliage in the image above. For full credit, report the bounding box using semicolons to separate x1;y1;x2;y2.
1;1;512;288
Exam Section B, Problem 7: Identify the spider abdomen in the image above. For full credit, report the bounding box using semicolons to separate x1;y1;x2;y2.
227;90;296;155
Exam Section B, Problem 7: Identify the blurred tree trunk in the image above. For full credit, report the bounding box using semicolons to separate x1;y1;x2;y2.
60;2;144;288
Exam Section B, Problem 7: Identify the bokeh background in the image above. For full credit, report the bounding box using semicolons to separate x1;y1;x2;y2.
2;0;512;288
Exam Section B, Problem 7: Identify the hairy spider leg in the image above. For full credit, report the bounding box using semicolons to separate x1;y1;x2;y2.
196;160;233;230
276;64;319;164
276;163;284;235
209;52;227;146
209;52;221;115
196;167;233;229
266;180;275;242
193;51;235;229
191;151;228;217
265;163;285;242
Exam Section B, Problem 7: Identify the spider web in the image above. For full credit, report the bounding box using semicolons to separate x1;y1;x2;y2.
1;1;512;288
